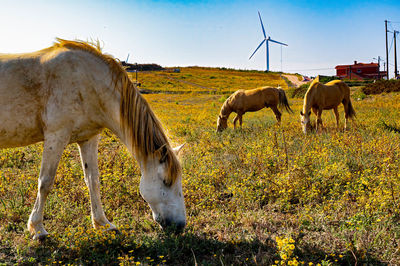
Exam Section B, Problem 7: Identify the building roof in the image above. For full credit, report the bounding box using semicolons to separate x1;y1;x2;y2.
335;62;378;69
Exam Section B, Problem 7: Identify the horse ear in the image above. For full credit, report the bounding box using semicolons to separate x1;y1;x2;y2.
300;111;304;116
157;145;168;163
309;75;319;88
173;143;186;156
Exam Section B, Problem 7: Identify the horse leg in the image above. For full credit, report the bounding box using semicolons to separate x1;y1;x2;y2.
238;113;243;127
333;107;340;130
270;105;282;124
28;131;70;240
343;101;349;130
316;109;323;133
233;114;239;129
78;135;117;231
312;107;318;115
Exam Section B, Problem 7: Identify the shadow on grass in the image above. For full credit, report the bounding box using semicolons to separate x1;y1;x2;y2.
25;232;276;265
16;231;387;265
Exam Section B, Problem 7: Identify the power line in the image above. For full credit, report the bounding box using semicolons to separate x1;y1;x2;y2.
386;20;390;79
389;23;395;32
284;67;334;72
389;34;394;54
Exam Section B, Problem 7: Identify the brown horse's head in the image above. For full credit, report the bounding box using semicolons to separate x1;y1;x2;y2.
216;115;228;132
300;110;313;134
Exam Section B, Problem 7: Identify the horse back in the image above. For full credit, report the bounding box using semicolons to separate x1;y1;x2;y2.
309;81;349;109
0;47;108;148
230;87;278;112
0;52;48;147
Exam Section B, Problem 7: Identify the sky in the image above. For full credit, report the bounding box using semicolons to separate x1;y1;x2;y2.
0;0;400;77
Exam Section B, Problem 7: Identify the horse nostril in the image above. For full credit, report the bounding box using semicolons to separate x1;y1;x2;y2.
159;218;186;233
164;217;172;227
175;221;186;232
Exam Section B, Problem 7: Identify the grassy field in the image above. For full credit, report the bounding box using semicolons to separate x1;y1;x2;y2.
131;67;288;94
1;68;400;265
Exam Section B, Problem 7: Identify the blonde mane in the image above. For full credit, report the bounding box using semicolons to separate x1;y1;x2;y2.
53;39;181;186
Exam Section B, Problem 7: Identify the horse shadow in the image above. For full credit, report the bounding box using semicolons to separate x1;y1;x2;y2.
29;230;386;265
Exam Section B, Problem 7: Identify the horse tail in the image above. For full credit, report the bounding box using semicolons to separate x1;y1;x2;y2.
346;98;356;119
277;88;293;113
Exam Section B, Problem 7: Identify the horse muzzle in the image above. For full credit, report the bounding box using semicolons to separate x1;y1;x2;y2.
157;216;186;233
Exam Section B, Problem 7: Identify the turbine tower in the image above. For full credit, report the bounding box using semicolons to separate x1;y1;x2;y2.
249;11;288;72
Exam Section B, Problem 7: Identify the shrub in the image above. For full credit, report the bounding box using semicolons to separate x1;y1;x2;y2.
362;79;400;95
290;83;309;98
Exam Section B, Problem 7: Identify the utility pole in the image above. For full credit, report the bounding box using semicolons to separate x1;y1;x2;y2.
384;61;386;75
349;65;352;80
377;56;381;79
395;30;398;78
385;20;389;80
135;63;138;82
373;56;382;79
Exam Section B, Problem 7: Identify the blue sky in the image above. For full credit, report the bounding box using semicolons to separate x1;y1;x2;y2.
0;0;399;77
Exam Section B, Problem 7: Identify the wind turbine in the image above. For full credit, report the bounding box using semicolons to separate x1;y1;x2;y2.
249;11;288;72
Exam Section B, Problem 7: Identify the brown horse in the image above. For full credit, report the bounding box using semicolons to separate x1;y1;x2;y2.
300;76;356;134
216;86;292;131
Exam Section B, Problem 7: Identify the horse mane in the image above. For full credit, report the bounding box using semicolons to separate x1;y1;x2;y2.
219;99;231;119
53;39;181;186
219;91;241;118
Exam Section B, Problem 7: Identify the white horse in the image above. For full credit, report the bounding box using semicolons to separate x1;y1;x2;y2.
0;39;186;240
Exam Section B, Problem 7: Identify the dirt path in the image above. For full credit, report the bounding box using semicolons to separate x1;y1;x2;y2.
282;74;309;88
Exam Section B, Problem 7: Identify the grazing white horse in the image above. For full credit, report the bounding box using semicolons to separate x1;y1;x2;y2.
0;39;186;240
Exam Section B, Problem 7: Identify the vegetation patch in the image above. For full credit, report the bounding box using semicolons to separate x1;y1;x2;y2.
131;67;288;94
362;79;400;95
289;83;309;98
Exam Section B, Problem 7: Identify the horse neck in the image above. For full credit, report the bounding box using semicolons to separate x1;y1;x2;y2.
302;94;311;114
220;101;232;118
302;85;316;114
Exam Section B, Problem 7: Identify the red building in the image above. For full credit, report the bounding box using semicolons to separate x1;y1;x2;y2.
335;61;386;80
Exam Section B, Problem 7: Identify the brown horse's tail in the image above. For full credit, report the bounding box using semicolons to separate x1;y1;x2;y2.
277;88;293;113
346;98;356;119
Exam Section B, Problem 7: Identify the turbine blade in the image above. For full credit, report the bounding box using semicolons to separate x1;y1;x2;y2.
269;38;288;46
249;39;266;60
258;11;267;39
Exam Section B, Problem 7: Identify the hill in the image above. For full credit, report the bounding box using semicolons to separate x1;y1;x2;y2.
130;66;288;94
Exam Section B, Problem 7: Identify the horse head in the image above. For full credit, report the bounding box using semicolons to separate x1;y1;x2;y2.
300;110;313;134
216;115;228;132
139;144;186;232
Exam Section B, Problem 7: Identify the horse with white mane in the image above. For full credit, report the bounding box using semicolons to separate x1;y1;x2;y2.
0;39;186;240
300;76;356;134
216;86;293;132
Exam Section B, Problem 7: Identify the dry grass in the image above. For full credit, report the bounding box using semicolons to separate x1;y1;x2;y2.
132;67;287;94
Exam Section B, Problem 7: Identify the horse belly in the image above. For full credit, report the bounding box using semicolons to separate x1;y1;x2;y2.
245;106;264;112
0;94;44;148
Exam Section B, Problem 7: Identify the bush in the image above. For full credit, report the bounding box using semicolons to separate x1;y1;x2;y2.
362;79;400;95
290;83;309;98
